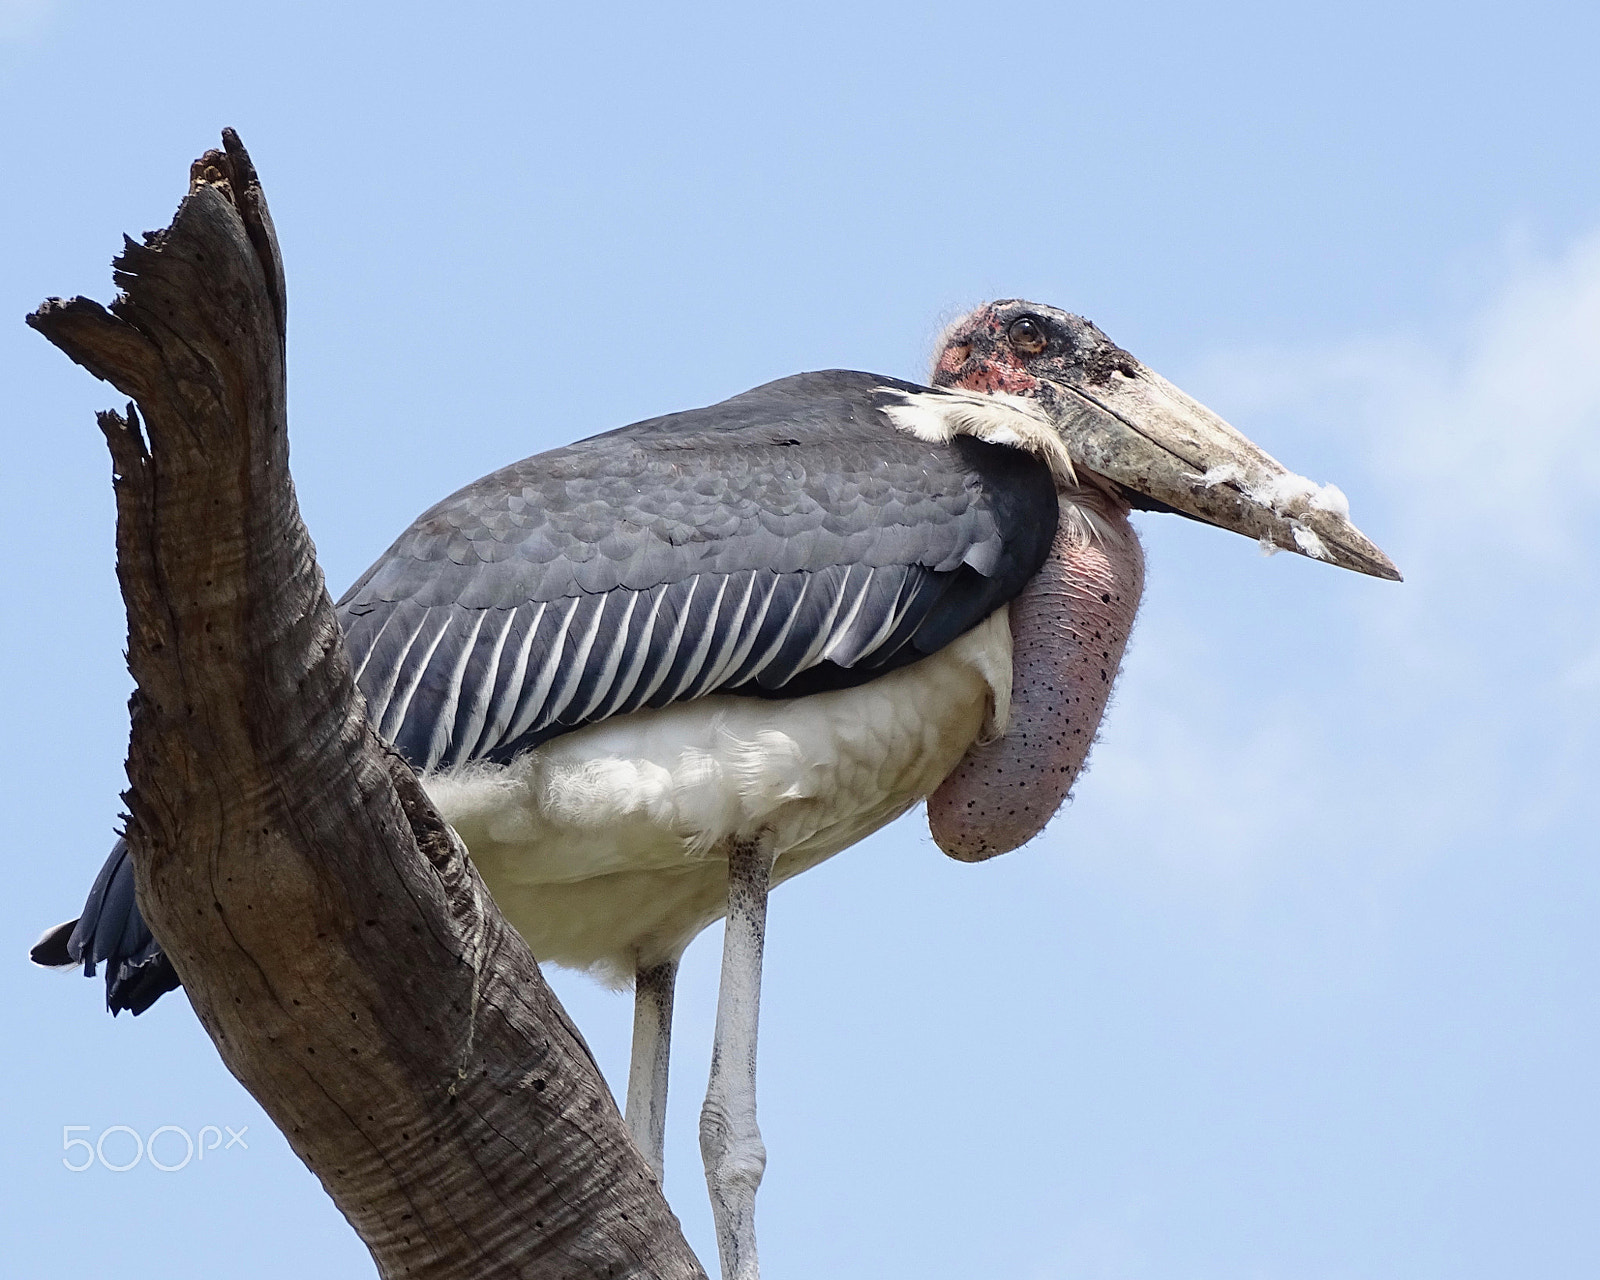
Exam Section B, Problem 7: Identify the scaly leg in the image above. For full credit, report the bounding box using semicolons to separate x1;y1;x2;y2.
625;958;678;1181
700;832;776;1280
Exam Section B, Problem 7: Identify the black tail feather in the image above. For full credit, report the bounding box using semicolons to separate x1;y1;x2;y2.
35;839;182;1016
30;920;77;968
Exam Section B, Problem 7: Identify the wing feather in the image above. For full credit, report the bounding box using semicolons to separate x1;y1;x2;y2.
739;572;812;691
696;571;762;694
377;607;453;748
568;590;640;724
715;571;784;691
476;604;542;753
412;610;487;769
657;575;731;706
501;598;572;747
449;607;517;765
542;593;608;731
593;584;671;723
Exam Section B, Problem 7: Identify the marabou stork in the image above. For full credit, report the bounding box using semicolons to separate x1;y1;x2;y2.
35;301;1398;1279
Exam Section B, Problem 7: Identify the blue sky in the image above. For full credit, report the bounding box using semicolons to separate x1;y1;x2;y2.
4;2;1599;1276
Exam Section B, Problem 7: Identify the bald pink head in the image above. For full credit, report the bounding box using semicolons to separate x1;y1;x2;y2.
932;304;1047;396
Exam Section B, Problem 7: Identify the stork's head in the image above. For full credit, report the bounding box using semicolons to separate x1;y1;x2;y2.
931;300;1400;580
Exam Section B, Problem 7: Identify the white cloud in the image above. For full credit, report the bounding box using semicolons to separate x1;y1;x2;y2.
1218;230;1600;561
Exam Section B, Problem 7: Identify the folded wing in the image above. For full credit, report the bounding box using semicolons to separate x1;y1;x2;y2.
339;370;1059;772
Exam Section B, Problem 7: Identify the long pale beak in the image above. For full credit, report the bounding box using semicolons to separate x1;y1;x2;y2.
1045;363;1401;581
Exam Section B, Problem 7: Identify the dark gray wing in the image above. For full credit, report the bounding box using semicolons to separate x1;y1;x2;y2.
338;370;1059;771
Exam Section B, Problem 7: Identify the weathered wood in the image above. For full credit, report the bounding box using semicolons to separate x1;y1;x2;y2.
28;129;705;1280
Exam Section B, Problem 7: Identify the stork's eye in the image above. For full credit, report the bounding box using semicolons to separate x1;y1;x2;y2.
1007;316;1048;355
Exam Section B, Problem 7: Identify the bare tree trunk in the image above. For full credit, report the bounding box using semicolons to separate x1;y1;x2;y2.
28;130;705;1280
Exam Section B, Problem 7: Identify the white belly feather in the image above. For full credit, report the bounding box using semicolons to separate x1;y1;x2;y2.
424;609;1013;983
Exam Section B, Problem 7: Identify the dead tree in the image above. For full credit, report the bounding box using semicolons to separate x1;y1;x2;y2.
28;130;705;1280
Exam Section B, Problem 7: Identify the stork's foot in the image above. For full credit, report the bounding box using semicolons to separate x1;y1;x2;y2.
700;832;776;1280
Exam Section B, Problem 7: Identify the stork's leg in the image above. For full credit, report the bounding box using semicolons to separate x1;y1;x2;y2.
625;958;678;1181
700;832;776;1280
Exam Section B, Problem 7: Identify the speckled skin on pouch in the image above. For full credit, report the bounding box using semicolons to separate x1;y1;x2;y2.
928;490;1143;860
